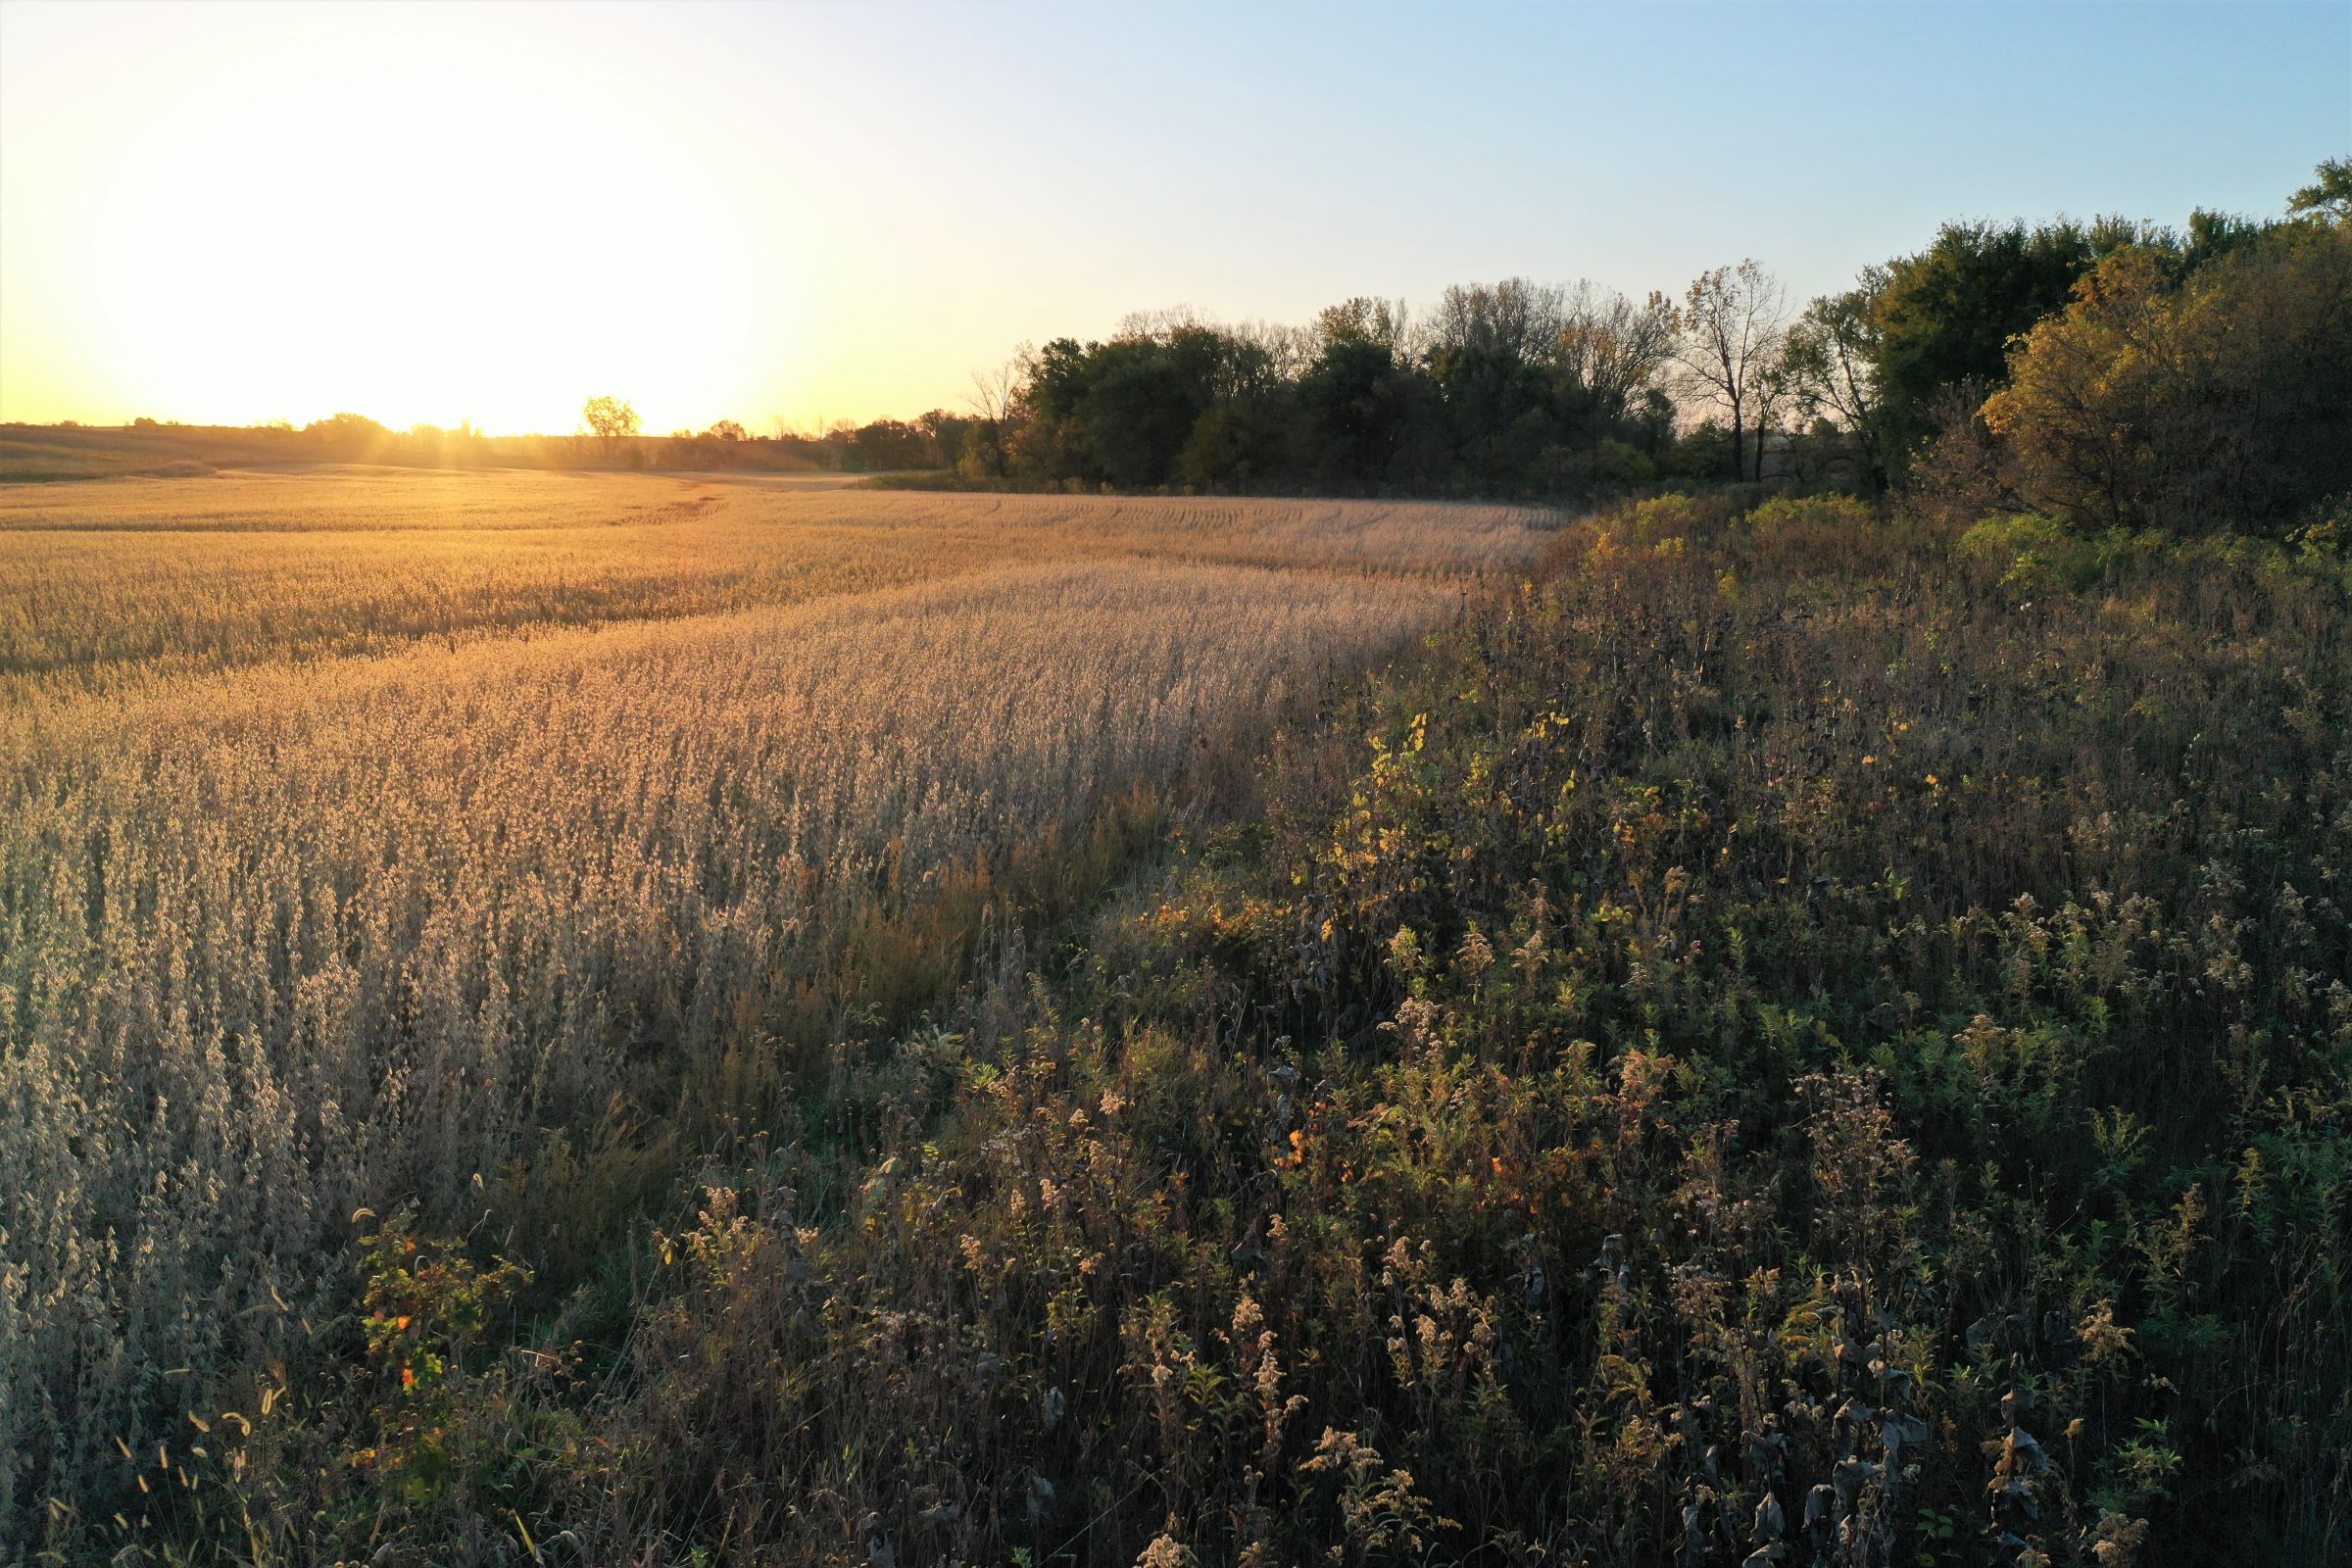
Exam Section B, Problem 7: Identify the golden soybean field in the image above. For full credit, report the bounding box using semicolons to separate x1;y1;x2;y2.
0;468;1547;1508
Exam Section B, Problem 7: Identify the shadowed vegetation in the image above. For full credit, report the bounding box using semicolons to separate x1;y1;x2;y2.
27;488;2344;1567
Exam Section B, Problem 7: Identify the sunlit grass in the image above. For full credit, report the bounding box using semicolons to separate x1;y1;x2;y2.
0;469;1524;1536
0;472;1546;685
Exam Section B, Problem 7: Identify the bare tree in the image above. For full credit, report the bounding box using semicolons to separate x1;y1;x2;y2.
1670;261;1790;480
966;361;1019;424
1554;280;1677;424
1428;277;1566;366
1235;318;1318;381
962;353;1025;479
1114;305;1208;341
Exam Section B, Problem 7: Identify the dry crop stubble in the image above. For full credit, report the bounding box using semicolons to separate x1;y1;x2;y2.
0;471;1547;1523
0;473;1546;685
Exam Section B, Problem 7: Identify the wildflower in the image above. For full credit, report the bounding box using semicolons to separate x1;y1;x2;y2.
1137;1533;1195;1568
2079;1300;2135;1365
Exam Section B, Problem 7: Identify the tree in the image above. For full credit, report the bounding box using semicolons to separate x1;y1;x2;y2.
1670;261;1788;481
1298;331;1411;488
1315;296;1409;352
1983;223;2352;534
662;421;745;470
2286;155;2352;225
581;396;640;462
1234;318;1317;381
1979;248;2171;528
1080;339;1207;488
1865;220;2111;473
1428;278;1564;365
304;412;389;452
1004;318;1294;490
1177;402;1278;490
962;356;1023;479
1783;270;1888;487
1416;280;1565;486
824;417;933;472
1551;281;1675;433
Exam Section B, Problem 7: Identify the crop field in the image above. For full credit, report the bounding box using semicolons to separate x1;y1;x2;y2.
0;469;1544;684
0;470;1547;1517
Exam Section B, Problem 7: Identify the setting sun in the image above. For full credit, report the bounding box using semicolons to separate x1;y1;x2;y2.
11;2;2336;441
3;3;783;432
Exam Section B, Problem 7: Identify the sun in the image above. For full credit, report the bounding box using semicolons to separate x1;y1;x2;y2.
2;4;788;434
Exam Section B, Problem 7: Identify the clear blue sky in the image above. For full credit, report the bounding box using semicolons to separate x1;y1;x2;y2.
3;0;2344;431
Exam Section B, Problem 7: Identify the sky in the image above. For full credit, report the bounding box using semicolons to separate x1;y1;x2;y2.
1;0;2345;436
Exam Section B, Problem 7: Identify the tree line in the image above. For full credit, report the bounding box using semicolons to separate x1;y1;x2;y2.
74;159;2348;537
914;156;2346;537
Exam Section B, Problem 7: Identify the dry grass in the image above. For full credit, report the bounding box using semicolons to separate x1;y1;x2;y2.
0;468;1536;1538
479;499;2345;1568
0;471;1545;685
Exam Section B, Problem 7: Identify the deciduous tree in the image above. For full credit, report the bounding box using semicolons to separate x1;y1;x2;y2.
1783;270;1888;487
1982;222;2352;533
581;396;641;462
1670;261;1788;481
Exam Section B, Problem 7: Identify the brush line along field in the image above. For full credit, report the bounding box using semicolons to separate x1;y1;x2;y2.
0;472;1546;1522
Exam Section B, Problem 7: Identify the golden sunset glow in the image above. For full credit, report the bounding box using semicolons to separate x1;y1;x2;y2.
3;4;787;432
6;2;2350;1559
5;1;2341;438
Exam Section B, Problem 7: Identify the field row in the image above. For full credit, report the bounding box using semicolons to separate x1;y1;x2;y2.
0;471;1548;684
0;555;1461;1504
